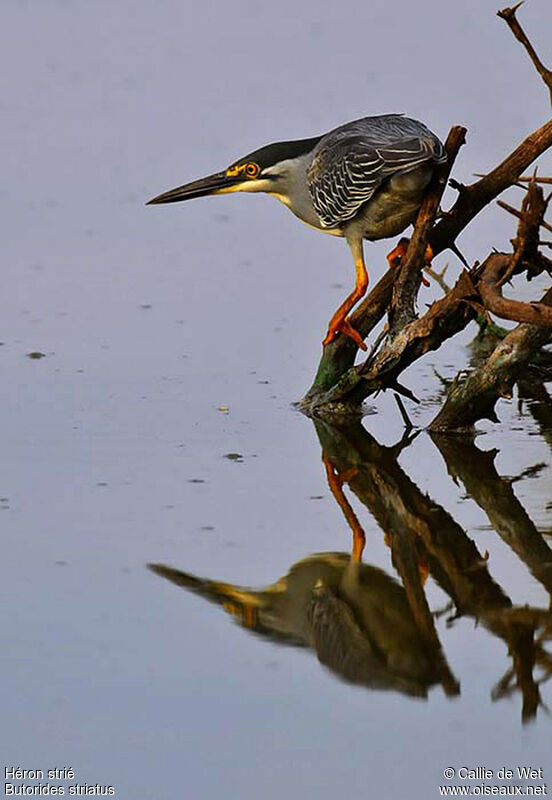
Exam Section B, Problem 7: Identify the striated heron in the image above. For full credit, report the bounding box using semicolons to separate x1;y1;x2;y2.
147;114;446;349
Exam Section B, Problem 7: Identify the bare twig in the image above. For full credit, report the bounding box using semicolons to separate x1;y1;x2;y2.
497;179;548;287
498;4;552;106
424;263;451;294
498;199;552;235
518;176;552;185
476;173;552;188
431;120;552;257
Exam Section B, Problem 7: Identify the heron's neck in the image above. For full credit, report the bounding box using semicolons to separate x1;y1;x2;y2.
267;156;326;230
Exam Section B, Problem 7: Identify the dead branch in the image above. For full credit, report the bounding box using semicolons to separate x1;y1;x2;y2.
518;176;552;185
308;175;552;415
429;179;552;431
430;119;552;257
498;4;552;106
498;199;552;235
497;179;548;286
429;284;552;432
480;256;552;325
389;127;467;334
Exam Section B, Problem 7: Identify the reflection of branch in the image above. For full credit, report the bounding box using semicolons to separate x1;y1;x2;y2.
315;418;552;713
498;4;552;106
517;377;552;454
314;419;507;615
315;419;462;695
431;435;552;595
431;433;552;721
494;623;541;723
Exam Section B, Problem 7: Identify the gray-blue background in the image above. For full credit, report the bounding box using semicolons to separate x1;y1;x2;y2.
2;1;551;798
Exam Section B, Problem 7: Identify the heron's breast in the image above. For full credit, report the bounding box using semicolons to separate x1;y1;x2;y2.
356;165;433;241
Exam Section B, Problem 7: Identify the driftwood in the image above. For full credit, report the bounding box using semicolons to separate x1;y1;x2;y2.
301;5;552;432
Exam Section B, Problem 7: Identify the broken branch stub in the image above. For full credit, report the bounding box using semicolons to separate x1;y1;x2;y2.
388;126;467;335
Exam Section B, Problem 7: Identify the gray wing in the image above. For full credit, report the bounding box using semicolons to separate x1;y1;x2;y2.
307;115;446;228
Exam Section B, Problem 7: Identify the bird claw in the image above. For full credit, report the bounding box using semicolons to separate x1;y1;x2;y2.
323;319;367;350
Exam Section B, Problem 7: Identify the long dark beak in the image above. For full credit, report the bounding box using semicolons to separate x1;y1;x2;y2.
146;171;238;205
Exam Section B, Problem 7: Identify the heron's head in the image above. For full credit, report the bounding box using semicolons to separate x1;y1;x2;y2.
147;136;321;206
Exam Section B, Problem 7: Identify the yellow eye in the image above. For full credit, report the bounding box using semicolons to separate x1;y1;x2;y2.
245;163;260;177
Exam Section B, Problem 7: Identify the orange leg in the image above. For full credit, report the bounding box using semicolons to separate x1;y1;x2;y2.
387;237;434;287
323;457;366;562
323;251;368;351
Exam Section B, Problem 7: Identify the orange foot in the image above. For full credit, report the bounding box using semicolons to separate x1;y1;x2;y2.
323;253;369;350
323;317;367;350
387;237;434;288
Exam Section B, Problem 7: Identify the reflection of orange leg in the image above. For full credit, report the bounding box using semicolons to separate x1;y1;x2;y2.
323;252;368;351
417;549;429;587
323;457;366;562
387;237;433;287
384;531;429;585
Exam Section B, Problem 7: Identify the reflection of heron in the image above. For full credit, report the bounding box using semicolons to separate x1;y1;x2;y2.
149;553;456;698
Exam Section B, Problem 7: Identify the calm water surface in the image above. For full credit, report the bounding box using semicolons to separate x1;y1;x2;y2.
2;1;552;797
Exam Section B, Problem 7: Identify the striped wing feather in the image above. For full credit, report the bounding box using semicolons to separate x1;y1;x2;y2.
307;116;445;228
